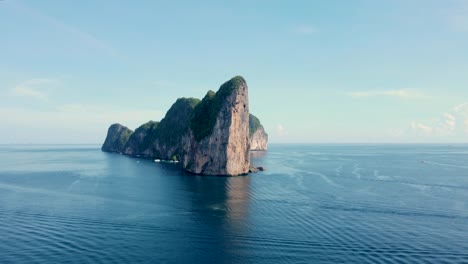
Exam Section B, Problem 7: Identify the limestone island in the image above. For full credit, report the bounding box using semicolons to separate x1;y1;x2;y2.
101;76;268;176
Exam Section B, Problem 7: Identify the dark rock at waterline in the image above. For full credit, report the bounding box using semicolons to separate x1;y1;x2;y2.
249;166;266;173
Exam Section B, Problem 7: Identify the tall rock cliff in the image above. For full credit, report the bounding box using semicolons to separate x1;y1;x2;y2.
102;76;266;176
101;124;133;153
249;114;268;151
182;76;250;175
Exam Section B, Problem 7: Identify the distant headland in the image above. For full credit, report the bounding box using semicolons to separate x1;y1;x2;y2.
101;76;268;176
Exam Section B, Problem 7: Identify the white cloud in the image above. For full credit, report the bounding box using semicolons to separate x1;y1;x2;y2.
390;128;404;137
292;25;318;35
451;103;468;134
400;103;468;141
13;86;47;100
448;1;468;32
451;14;468;31
2;77;162;143
11;78;61;100
465;118;468;133
23;78;61;86
276;124;287;136
453;102;468;113
444;113;455;128
411;122;433;133
349;89;430;100
54;104;163;127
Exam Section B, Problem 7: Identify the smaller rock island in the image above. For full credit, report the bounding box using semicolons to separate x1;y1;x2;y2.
102;76;268;176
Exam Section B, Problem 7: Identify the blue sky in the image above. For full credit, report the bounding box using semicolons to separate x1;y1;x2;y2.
1;0;468;143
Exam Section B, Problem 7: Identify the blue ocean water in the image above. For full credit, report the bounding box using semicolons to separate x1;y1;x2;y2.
0;144;467;263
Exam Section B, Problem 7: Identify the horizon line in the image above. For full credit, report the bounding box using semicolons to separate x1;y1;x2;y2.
1;142;467;146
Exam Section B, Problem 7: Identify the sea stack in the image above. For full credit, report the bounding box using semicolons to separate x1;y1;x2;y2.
182;76;251;175
101;76;266;176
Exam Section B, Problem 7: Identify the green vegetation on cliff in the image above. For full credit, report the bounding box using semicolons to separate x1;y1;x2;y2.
249;114;262;137
121;130;132;146
157;97;200;147
190;91;217;142
124;121;159;154
101;124;133;152
216;75;245;102
190;76;246;142
118;127;133;148
121;98;200;157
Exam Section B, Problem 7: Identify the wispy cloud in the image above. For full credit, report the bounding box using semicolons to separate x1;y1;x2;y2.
410;122;433;133
453;102;468;112
451;14;468;31
10;1;120;58
13;86;47;100
276;124;288;136
349;89;430;100
291;25;318;35
11;78;61;100
465;118;468;134
0;104;163;128
398;103;468;141
54;104;163;126
0;104;163;143
448;1;468;32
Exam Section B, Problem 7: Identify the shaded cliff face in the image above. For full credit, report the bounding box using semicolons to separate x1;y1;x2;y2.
122;121;159;157
121;98;200;158
183;76;250;176
153;98;200;159
101;124;133;153
249;114;268;151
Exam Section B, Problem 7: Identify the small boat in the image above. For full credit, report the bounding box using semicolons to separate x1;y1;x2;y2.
154;159;161;163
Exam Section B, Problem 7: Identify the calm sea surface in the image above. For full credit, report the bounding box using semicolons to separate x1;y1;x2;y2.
0;144;467;263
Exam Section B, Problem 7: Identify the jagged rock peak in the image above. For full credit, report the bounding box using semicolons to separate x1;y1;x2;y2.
183;76;250;176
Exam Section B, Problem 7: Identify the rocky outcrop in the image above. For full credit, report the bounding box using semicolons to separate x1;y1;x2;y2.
249;166;266;173
102;76;267;176
249;114;268;151
122;121;159;157
152;98;200;160
182;76;250;176
250;127;268;151
101;124;133;153
120;98;200;159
